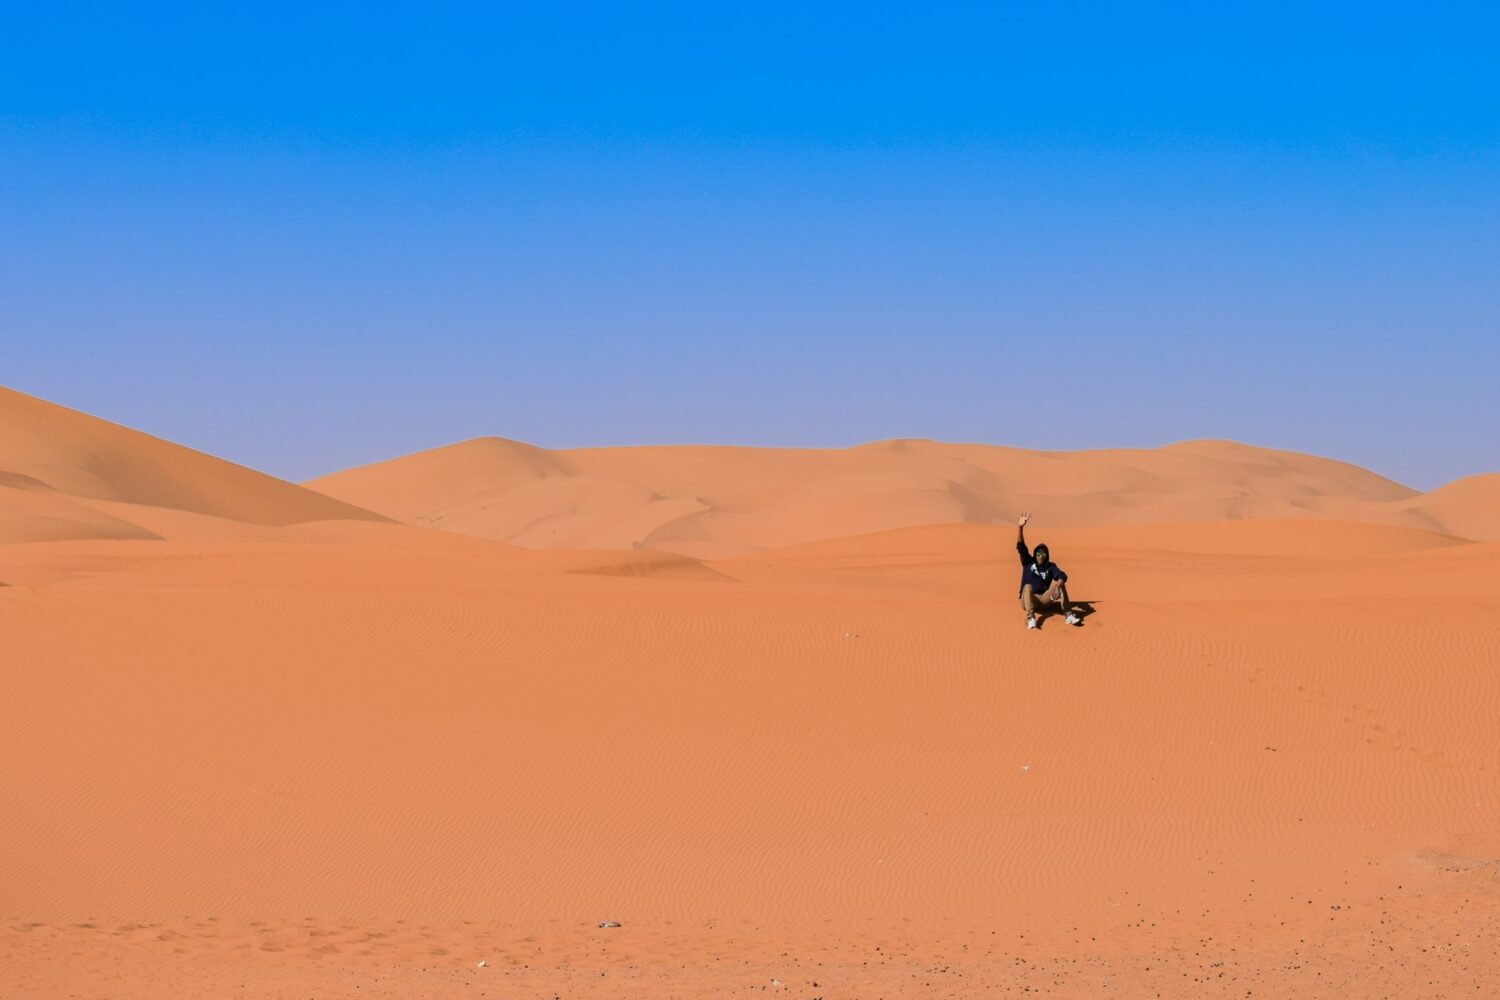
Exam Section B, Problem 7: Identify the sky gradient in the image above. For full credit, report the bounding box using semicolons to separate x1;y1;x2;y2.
3;3;1497;489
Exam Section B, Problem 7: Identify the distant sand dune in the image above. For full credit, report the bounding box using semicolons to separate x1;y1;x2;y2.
1394;472;1500;540
308;434;1495;556
0;386;384;541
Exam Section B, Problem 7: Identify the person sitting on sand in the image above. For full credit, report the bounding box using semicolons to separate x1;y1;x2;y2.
1016;512;1081;630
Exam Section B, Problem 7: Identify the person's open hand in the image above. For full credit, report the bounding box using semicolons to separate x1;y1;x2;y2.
1018;511;1031;527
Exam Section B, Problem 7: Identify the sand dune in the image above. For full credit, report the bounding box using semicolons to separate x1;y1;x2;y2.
0;386;384;541
309;434;1495;556
1395;471;1500;540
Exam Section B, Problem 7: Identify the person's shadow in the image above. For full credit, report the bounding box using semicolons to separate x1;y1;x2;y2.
1037;599;1098;628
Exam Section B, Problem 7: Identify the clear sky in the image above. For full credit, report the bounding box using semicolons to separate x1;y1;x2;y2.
3;4;1496;489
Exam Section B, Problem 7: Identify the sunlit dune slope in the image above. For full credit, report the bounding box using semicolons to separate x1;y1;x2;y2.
0;386;384;542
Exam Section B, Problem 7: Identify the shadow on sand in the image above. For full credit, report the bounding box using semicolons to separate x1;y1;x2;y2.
1034;599;1098;629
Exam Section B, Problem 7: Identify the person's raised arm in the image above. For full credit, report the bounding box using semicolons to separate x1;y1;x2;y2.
1017;511;1032;562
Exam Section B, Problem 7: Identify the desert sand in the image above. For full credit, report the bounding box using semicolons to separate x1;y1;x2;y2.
3;384;1499;998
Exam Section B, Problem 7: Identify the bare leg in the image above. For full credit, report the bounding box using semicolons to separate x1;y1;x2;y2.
1020;584;1038;621
1055;582;1071;614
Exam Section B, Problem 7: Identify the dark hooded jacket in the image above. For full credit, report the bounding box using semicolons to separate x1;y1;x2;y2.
1017;541;1067;595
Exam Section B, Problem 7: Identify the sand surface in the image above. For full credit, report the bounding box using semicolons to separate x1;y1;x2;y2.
4;387;1500;997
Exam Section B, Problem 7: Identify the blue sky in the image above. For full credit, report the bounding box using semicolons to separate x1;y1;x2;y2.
3;3;1497;488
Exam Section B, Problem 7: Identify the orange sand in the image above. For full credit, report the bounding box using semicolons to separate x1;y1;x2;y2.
3;385;1499;998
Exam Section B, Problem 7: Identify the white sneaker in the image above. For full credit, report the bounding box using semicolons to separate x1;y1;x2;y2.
1026;616;1039;630
1065;612;1082;626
